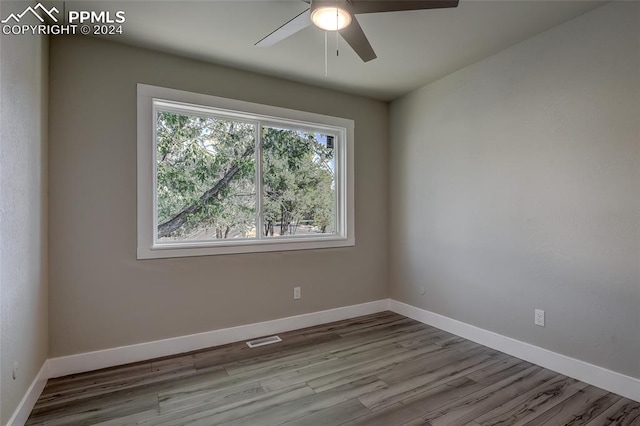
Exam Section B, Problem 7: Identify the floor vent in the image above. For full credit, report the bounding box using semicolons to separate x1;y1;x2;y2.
246;335;282;348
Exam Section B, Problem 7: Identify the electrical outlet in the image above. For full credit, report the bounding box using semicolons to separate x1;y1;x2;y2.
534;309;545;327
293;287;301;300
12;361;18;380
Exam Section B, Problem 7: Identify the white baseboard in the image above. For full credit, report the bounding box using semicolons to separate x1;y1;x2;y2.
388;299;640;402
47;299;389;379
6;360;49;426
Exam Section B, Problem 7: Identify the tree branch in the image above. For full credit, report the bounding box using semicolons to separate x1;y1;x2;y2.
157;145;254;238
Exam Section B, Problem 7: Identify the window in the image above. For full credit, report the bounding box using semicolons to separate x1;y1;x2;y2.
137;84;354;259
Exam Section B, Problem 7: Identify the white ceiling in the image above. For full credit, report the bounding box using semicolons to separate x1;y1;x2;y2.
84;0;606;100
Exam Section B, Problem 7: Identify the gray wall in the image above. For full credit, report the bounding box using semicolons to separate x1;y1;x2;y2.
390;2;640;378
0;2;49;422
48;36;389;357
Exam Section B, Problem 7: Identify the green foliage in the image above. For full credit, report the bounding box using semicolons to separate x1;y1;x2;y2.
262;127;335;236
156;112;256;239
156;112;335;240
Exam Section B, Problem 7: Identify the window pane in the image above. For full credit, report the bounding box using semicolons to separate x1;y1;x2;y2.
262;126;336;238
156;111;257;243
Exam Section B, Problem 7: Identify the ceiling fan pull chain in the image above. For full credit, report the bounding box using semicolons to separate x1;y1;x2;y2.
325;31;328;76
336;5;340;57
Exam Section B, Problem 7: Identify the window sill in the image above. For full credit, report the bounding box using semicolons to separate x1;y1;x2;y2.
137;236;355;259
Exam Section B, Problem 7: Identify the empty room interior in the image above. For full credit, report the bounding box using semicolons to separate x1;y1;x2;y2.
1;0;639;425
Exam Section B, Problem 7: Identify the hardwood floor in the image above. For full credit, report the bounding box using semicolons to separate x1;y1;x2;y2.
27;312;640;425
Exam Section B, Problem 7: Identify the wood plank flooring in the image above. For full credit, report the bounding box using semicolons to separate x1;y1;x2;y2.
26;312;640;425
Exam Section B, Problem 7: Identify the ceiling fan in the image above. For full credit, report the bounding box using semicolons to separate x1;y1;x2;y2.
255;0;460;62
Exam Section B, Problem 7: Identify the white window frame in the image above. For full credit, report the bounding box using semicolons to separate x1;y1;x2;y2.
137;84;355;259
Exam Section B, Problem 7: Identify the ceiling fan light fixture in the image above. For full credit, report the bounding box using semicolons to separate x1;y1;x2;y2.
311;6;352;31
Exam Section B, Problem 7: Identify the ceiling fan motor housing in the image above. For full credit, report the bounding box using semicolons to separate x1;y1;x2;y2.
310;0;354;15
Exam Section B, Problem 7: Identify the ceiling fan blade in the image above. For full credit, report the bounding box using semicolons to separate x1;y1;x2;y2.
339;16;377;62
255;8;311;47
350;0;459;14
